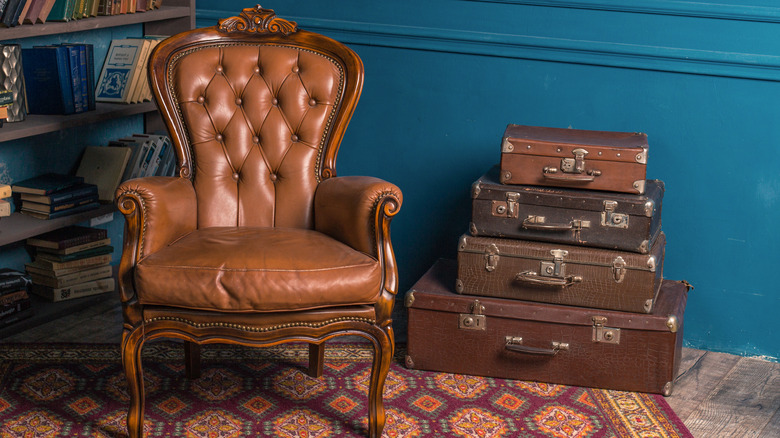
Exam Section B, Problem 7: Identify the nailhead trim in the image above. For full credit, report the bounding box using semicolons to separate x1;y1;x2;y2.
144;315;376;332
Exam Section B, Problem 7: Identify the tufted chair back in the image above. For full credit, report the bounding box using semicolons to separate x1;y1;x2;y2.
150;8;363;229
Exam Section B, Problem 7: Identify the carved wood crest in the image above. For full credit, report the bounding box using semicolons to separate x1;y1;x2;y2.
218;5;298;35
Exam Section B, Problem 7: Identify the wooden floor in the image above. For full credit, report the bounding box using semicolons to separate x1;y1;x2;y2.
1;295;778;438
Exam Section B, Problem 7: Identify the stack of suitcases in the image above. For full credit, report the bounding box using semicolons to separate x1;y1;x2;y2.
405;124;691;396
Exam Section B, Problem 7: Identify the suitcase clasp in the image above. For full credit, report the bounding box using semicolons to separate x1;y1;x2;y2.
484;243;500;272
459;300;486;331
602;200;629;229
491;192;520;218
561;148;588;174
592;316;621;344
612;256;626;283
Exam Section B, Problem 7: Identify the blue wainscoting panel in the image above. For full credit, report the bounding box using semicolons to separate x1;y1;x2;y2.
196;1;780;360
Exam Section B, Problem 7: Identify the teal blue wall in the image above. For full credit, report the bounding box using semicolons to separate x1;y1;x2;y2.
194;1;780;360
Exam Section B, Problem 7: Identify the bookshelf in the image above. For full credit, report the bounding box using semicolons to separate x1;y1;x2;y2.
0;0;195;338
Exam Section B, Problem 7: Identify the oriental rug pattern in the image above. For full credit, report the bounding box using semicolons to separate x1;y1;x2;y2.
0;342;692;437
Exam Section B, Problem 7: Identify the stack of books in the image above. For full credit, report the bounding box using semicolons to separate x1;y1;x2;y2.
25;225;114;302
0;0;162;28
0;183;11;218
0;268;33;328
112;133;175;180
21;43;95;115
12;173;99;220
95;36;165;105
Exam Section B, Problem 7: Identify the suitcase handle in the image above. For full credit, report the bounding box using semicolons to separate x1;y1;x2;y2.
505;337;569;356
515;271;582;287
542;167;601;182
522;216;577;231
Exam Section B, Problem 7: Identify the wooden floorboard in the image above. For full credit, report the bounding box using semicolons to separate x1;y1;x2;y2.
1;297;778;438
682;356;780;438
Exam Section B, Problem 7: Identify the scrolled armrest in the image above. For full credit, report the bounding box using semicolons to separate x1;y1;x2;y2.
314;176;402;257
115;176;197;260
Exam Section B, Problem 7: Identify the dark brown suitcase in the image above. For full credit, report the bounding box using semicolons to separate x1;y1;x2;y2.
499;124;649;194
471;166;664;253
406;259;690;395
456;232;665;313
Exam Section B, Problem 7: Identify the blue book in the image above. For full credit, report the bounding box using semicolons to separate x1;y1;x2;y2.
18;182;98;204
61;44;89;113
62;44;85;113
11;173;84;196
22;46;75;115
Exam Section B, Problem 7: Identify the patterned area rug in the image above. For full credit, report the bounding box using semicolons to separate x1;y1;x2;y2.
0;342;691;437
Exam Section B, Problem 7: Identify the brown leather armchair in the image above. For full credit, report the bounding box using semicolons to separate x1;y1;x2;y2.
114;6;402;438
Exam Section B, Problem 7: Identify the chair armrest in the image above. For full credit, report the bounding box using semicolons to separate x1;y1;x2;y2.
116;176;197;260
314;176;402;257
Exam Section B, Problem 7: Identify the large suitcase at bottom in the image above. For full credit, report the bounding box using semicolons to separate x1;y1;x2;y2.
405;259;689;396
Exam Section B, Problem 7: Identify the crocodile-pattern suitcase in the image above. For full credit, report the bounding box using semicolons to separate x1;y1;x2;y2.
406;259;689;395
499;124;649;194
470;166;664;253
456;232;665;313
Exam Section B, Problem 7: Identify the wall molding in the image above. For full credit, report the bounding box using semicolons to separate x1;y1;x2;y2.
463;0;780;23
197;9;780;82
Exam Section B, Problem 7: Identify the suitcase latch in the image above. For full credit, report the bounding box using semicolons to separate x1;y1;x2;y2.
612;256;626;283
541;249;568;278
561;148;588;174
484;243;500;272
491;192;520;218
601;200;629;229
459;300;486;331
592;316;621;344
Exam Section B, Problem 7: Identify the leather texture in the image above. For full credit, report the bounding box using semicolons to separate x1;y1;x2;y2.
456;233;665;313
406;260;688;395
114;8;402;438
471;166;664;253
499;124;649;194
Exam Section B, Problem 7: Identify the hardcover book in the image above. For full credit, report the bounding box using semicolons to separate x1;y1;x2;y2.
33;237;110;256
62;43;87;113
26;224;107;250
21;192;99;213
34;244;112;262
95;38;143;103
34;0;58;22
31;277;114;302
28;263;112;289
11;173;84;195
0;268;31;294
0;298;32;324
0;199;11;217
19;201;99;219
0;183;11;198
21;46;75;115
19;182;97;205
32;252;110;270
75;145;131;201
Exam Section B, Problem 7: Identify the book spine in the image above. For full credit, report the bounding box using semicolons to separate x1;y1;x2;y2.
65;45;84;113
84;44;95;110
0;290;28;306
0;183;11;198
42;253;111;270
0;272;31;294
0;306;33;328
31;277;113;302
54;46;76;114
0;298;32;320
0;199;10;217
46;184;98;204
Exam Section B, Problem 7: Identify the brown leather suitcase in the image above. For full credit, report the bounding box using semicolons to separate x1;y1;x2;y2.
456;232;665;313
471;166;664;253
405;259;689;395
499;124;649;194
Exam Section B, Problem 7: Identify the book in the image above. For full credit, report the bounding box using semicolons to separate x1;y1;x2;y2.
0;183;11;198
32;252;110;270
34;0;57;22
46;0;75;21
21;46;75;115
26;224;107;250
1;0;26;27
19;182;97;205
95;38;143;103
0;0;10;22
35;244;112;262
21;192;98;213
23;0;48;23
34;237;110;256
127;38;151;104
11;173;84;195
0;305;32;328
62;43;88;113
0;268;31;294
0;199;10;217
0;297;32;323
31;277;114;302
19;200;99;219
0;289;28;306
83;43;95;110
25;257;104;276
28;263;111;288
75;145;131;201
14;0;33;25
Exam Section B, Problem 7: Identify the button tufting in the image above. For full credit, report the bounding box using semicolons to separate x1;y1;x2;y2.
197;96;205;104
235;98;242;105
291;134;299;142
216;65;223;73
252;136;260;143
215;134;223;141
308;98;316;107
232;172;240;181
292;65;299;73
269;173;277;182
254;66;260;74
272;98;278;105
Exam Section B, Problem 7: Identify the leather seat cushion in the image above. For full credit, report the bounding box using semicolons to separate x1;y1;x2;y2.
135;227;382;313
